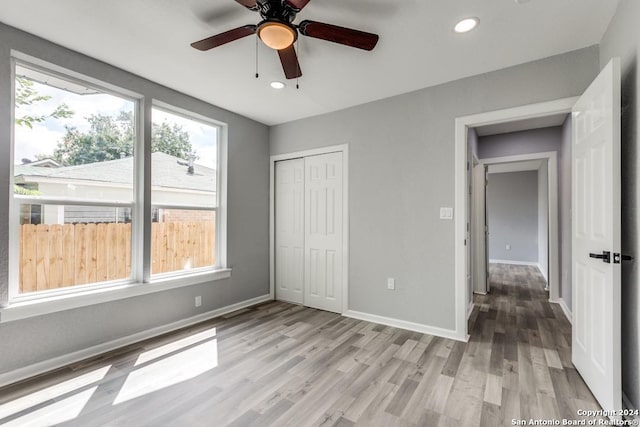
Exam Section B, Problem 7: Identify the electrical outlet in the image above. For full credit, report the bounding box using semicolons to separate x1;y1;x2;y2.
195;296;202;307
506;244;511;250
387;278;395;290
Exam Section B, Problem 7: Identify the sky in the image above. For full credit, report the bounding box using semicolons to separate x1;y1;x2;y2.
152;108;218;170
14;72;218;169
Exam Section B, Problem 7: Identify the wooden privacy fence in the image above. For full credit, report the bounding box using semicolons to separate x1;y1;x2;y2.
20;221;215;293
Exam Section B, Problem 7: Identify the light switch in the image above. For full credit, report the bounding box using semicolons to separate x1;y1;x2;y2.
440;207;454;220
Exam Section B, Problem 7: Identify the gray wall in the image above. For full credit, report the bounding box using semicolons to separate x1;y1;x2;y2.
599;0;640;410
559;116;573;310
270;46;600;330
0;23;270;374
477;126;562;160
487;171;539;263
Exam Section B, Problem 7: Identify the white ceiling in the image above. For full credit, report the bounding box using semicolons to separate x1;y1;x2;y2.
0;0;619;125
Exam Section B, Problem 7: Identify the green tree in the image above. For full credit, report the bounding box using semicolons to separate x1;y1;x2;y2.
46;111;193;166
151;119;192;158
15;77;74;128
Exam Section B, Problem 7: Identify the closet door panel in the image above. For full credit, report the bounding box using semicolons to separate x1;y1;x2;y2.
304;152;343;313
275;158;305;304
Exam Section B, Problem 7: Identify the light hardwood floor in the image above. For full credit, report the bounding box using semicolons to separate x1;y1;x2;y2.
0;264;603;426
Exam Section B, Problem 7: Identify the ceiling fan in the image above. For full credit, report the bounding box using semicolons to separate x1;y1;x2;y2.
191;0;380;80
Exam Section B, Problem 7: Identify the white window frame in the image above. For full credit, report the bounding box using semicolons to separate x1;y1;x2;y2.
0;53;229;323
9;58;142;302
149;101;227;279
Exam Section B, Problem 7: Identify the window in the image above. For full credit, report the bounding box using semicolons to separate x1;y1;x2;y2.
7;58;227;307
13;64;136;295
150;107;219;276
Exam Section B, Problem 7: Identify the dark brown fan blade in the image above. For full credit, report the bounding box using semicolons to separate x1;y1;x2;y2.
235;0;259;10
191;25;257;51
298;20;379;51
278;45;302;79
285;0;311;11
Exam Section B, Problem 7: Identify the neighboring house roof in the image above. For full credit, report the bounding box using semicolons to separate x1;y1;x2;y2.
20;158;61;168
14;152;215;192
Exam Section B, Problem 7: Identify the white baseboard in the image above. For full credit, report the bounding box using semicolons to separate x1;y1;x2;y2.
489;259;539;266
537;263;548;281
467;303;475;319
555;298;572;324
0;294;272;388
343;310;468;342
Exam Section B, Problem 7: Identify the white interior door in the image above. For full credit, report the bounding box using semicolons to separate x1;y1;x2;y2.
571;58;621;412
275;158;305;304
304;152;343;313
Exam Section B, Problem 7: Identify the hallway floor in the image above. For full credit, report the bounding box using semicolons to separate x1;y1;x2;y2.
469;263;602;425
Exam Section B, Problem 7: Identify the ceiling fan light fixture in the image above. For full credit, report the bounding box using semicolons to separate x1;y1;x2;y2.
454;17;479;33
258;21;297;50
270;81;286;89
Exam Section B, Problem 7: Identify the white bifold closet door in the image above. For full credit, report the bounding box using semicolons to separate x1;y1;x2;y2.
275;158;305;304
275;152;343;313
304;152;343;313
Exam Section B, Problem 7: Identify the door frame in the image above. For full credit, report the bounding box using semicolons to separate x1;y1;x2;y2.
269;144;349;313
471;156;487;297
454;97;578;340
478;153;558;298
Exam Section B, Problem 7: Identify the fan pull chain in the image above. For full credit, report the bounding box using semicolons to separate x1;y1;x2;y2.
255;36;259;78
296;38;300;90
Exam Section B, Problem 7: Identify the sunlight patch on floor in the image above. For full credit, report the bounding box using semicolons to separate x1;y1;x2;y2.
114;337;218;405
0;365;110;421
135;327;217;367
2;386;99;427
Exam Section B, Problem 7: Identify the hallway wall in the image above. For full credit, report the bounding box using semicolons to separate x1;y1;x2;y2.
487;171;539;263
478;127;562;159
478;127;563;284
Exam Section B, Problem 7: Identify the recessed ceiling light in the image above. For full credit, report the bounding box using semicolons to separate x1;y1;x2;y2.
454;17;479;33
270;81;286;89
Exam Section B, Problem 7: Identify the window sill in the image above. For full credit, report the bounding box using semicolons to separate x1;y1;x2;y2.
0;268;232;323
